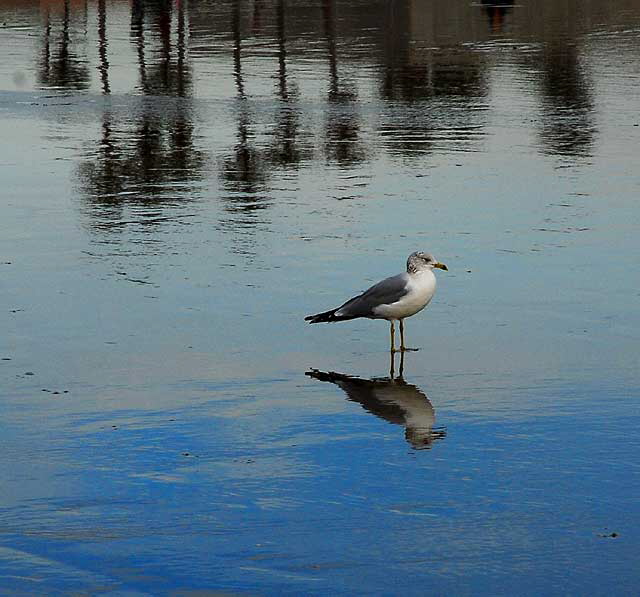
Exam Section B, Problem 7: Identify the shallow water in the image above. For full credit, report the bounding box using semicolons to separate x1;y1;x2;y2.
1;0;639;594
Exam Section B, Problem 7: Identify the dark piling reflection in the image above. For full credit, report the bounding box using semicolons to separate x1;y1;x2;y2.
218;0;270;249
220;0;267;197
130;0;193;96
38;0;90;90
97;0;110;94
268;0;313;169
307;353;446;450
536;42;595;158
322;0;366;167
378;0;488;157
481;1;514;35
40;0;616;235
77;0;204;232
218;0;315;256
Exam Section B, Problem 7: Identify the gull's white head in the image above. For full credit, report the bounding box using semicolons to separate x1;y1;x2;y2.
407;251;448;274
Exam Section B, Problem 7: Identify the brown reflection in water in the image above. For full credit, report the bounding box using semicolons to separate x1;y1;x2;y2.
267;0;313;169
77;0;205;231
130;0;193;96
322;0;366;167
29;0;624;227
218;0;316;256
481;0;514;35
97;0;110;94
219;0;268;202
216;0;272;258
307;353;446;450
378;0;488;157
38;0;90;90
536;41;595;158
131;0;148;92
507;2;597;158
382;2;489;102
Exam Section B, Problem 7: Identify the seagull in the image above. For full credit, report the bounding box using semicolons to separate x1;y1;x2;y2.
305;251;448;352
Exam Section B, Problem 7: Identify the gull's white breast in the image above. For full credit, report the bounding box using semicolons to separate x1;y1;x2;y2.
372;270;436;320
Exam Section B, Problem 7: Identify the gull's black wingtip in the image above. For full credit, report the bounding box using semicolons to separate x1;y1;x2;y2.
305;309;337;324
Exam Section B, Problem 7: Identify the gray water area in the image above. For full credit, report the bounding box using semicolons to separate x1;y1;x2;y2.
1;0;639;594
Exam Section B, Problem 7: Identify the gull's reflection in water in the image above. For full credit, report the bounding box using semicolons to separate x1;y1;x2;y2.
307;353;446;450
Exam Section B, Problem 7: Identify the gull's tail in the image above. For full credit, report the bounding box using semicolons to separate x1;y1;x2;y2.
305;308;353;324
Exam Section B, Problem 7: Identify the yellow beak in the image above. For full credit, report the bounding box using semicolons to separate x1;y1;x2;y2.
434;262;448;271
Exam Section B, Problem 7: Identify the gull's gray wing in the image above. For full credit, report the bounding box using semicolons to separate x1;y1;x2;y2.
334;272;409;319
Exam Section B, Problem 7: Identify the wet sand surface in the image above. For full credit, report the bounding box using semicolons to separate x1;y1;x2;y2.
1;1;639;594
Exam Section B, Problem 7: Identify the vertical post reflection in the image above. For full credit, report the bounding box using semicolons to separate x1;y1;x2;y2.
480;0;514;34
41;7;51;83
37;0;90;90
232;0;245;100
176;0;187;98
61;0;71;78
267;0;310;169
536;41;595;157
378;0;488;157
158;0;172;91
276;0;288;102
97;0;110;94
77;0;204;235
131;0;148;93
321;0;365;166
323;0;339;100
217;0;272;259
220;0;267;197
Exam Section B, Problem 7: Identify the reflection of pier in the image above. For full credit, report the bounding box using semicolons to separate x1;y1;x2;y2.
379;0;489;157
322;0;366;167
535;41;595;157
481;0;514;34
24;0;610;230
97;0;110;94
218;0;270;238
38;0;90;90
130;0;192;96
76;0;204;234
269;0;312;169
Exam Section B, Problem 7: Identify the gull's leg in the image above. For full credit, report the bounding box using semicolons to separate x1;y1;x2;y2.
399;319;419;352
390;349;404;379
390;320;396;353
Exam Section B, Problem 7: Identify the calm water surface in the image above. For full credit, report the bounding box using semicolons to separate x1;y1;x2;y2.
1;0;639;594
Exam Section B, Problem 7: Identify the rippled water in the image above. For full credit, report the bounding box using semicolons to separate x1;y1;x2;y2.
1;0;639;594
